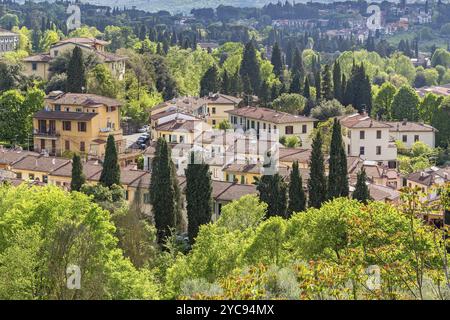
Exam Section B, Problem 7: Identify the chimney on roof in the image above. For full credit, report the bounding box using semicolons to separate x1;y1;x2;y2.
402;119;407;125
359;105;366;115
420;171;425;177
52;158;56;165
444;172;448;180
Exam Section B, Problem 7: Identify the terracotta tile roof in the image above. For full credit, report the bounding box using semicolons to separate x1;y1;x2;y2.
406;167;450;187
153;96;208;113
368;184;400;202
34;110;98;121
0;28;18;36
49;160;103;179
226;106;316;124
11;155;70;173
204;93;242;105
415;84;450;97
155;119;201;132
0;149;39;165
23;53;52;62
339;113;391;129
384;121;437;132
48;93;122;107
279;148;311;164
57;37;109;46
212;181;257;201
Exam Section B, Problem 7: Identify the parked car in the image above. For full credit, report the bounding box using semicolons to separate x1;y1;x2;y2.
138;125;149;133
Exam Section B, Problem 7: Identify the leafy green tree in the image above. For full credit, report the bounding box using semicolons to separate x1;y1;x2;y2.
99;135;121;187
240;41;261;95
391;85;420;121
185;152;213;244
271;42;283;78
308;131;327;208
66;46;86;93
70;154;86;192
150;138;181;244
419;93;442;123
218;120;232;130
431;48;450;68
327;119;349;199
87;64;120;98
256;174;288;218
353;169;370;204
288;161;306;215
272;93;306;115
200;64;220;97
432;96;450;148
311;99;354;121
372;82;397;120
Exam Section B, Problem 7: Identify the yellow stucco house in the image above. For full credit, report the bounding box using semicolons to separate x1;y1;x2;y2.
33;91;124;157
22;37;126;81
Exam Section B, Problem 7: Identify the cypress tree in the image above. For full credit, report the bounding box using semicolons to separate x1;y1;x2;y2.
200;64;220;97
303;76;311;99
314;70;321;101
66;46;85;93
256;173;288;218
185;152;213;244
289;72;302;94
308;131;327;208
240;40;261;95
150;138;180;244
288;161;306;215
353;169;371;204
321;64;333;101
259;81;270;106
99;135;120;187
70;153;85;192
327;119;349;200
221;70;231;95
291;48;304;78
333;61;342;103
271;42;283;78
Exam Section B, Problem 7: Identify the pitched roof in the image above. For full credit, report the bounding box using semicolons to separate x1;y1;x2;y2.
0;149;39;166
212;181;257;201
204;93;242;105
406;167;450;187
384;121;437;132
23;53;52;62
368;184;400;202
57;37;109;46
279;148;311;164
34;110;98;121
47;93;122;107
415;84;450;97
11;155;70;173
226;106;316;124
49;160;103;179
155;119;201;132
0;28;18;36
339;113;391;129
153;96;208;113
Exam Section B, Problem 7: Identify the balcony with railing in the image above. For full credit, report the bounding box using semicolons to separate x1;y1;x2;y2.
33;129;60;138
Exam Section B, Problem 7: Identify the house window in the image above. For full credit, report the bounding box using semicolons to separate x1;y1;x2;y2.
40;139;45;150
274;125;277;131
62;121;71;131
285;126;294;134
80;141;85;152
348;130;351;138
376;146;381;155
302;124;307;134
263;123;266;130
402;135;407;142
54;104;61;111
376;130;382;139
347;144;351;154
212;120;216;126
43;175;48;183
360;130;365;139
65;140;70;151
32;62;37;71
76;108;82;112
29;173;35;180
212;107;216;114
251;121;255;129
414;135;419;142
143;193;150;204
179;135;184;143
77;122;87;132
51;140;56;154
360;146;365;155
16;172;22;179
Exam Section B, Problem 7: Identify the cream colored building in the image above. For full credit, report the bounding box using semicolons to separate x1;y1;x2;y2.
340;113;397;168
33;92;124;157
384;120;437;149
22;37;126;81
226;106;317;148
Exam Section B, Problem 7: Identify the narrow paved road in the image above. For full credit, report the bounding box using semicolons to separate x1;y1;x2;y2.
123;133;143;149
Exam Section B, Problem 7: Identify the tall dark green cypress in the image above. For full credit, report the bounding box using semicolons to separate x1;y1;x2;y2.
288;161;306;215
333;61;342;103
66;46;85;93
308;131;327;208
256;173;288;218
99;135;120;187
271;42;283;78
321;64;333;101
240;40;261;95
221;70;231;95
185;152;212;244
289;72;302;94
327;119;349;200
150;138;179;244
314;70;321;101
291;48;304;78
200;64;220;97
303;76;311;99
70;153;85;191
353;169;370;204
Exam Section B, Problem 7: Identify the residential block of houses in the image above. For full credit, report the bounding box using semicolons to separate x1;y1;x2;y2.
0;28;19;53
340;113;397;168
33;91;124;157
226;106;317;148
385;120;437;148
22;37;126;81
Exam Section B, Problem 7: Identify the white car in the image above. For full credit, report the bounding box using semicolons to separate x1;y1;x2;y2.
138;125;149;133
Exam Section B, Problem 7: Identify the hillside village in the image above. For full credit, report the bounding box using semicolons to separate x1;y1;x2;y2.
0;0;449;300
